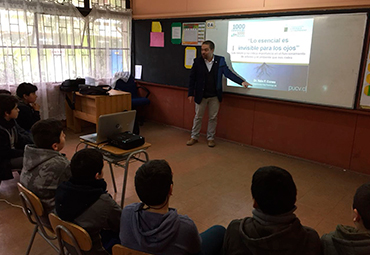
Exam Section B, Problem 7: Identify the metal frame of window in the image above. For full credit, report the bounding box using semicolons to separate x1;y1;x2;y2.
0;1;130;85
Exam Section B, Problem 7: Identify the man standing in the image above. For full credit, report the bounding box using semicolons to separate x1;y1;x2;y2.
187;40;251;147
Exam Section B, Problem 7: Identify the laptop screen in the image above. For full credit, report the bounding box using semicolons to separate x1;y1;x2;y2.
96;110;136;143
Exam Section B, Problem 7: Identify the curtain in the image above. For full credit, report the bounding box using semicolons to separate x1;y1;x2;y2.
0;0;131;120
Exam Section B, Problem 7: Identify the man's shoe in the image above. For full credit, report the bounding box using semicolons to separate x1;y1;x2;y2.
207;140;215;147
186;138;198;146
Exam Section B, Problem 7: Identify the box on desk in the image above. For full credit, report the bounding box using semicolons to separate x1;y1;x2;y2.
108;131;145;150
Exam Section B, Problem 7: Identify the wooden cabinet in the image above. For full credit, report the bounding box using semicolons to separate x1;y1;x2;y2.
65;90;131;133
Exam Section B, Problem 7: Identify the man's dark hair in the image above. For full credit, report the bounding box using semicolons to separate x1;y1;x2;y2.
353;183;370;229
16;82;38;98
31;119;63;149
0;94;18;117
70;148;103;180
135;160;173;206
0;89;11;95
202;40;215;50
251;166;297;215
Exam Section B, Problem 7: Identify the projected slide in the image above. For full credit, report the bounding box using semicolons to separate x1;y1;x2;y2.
227;18;314;92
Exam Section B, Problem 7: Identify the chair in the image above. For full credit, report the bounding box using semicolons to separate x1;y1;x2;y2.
112;244;153;255
48;213;92;255
115;76;150;134
115;76;150;108
17;182;59;255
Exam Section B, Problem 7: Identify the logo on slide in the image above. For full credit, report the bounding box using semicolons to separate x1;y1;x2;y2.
231;24;245;37
288;86;307;92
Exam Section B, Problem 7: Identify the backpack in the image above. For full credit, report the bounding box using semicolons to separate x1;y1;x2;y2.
60;78;86;110
78;84;111;95
60;78;85;92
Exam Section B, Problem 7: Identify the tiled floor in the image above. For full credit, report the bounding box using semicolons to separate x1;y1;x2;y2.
1;121;370;254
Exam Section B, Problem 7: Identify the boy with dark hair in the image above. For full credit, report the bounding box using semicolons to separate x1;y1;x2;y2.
0;94;33;181
120;159;226;255
16;82;40;131
55;148;121;255
321;182;370;254
0;89;11;94
20;119;70;221
223;166;321;255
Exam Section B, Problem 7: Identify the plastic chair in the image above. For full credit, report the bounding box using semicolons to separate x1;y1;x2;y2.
48;213;92;255
112;244;153;255
17;182;59;255
115;76;150;108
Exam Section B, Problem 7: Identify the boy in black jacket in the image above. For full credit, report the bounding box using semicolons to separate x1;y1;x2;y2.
55;148;121;255
0;95;33;181
222;166;321;255
16;82;40;131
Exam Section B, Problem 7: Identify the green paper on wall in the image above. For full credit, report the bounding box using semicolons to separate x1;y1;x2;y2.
171;22;181;44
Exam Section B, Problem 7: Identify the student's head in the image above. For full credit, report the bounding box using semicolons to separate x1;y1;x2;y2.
135;160;173;206
202;40;215;61
16;82;38;103
0;89;11;95
352;183;370;230
70;148;104;181
31;119;65;151
0;94;19;120
251;166;297;215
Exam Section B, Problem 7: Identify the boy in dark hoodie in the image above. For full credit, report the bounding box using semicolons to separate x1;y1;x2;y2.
20;119;71;225
222;166;321;255
321;182;370;255
0;94;33;181
120;159;226;255
16;82;41;131
55;148;121;255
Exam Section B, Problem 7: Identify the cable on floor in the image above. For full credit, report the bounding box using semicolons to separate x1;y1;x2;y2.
0;198;23;210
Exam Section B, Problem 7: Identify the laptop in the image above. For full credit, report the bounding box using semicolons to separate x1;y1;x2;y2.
80;110;136;144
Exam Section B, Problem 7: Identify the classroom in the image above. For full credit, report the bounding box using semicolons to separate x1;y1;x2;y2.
2;0;370;254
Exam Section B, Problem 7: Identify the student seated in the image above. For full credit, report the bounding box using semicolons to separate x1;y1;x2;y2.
55;148;121;255
0;95;33;181
120;159;226;255
20;119;70;224
16;82;40;131
222;166;321;255
321;182;370;254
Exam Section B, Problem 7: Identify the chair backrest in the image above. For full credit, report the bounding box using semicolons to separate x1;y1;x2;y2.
112;244;153;255
17;182;44;217
49;213;92;253
17;182;59;254
115;76;138;98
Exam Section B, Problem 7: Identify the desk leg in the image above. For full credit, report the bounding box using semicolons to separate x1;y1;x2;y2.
72;113;82;133
109;162;117;193
121;150;149;208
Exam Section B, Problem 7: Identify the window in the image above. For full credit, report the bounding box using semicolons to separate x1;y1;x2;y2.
0;0;131;119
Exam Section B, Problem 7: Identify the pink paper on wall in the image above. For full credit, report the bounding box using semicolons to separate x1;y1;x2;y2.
150;32;164;47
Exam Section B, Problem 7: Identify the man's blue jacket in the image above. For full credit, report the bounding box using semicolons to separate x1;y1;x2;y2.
188;55;244;104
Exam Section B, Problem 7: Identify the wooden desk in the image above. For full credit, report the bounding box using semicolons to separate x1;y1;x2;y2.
81;140;151;207
66;90;131;133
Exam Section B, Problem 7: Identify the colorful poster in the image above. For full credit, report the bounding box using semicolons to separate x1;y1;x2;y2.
182;22;205;46
184;47;196;69
151;21;162;32
171;22;181;44
360;52;370;109
150;32;164;47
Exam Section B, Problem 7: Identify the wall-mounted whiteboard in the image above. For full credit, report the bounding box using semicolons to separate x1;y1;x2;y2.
206;13;367;109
